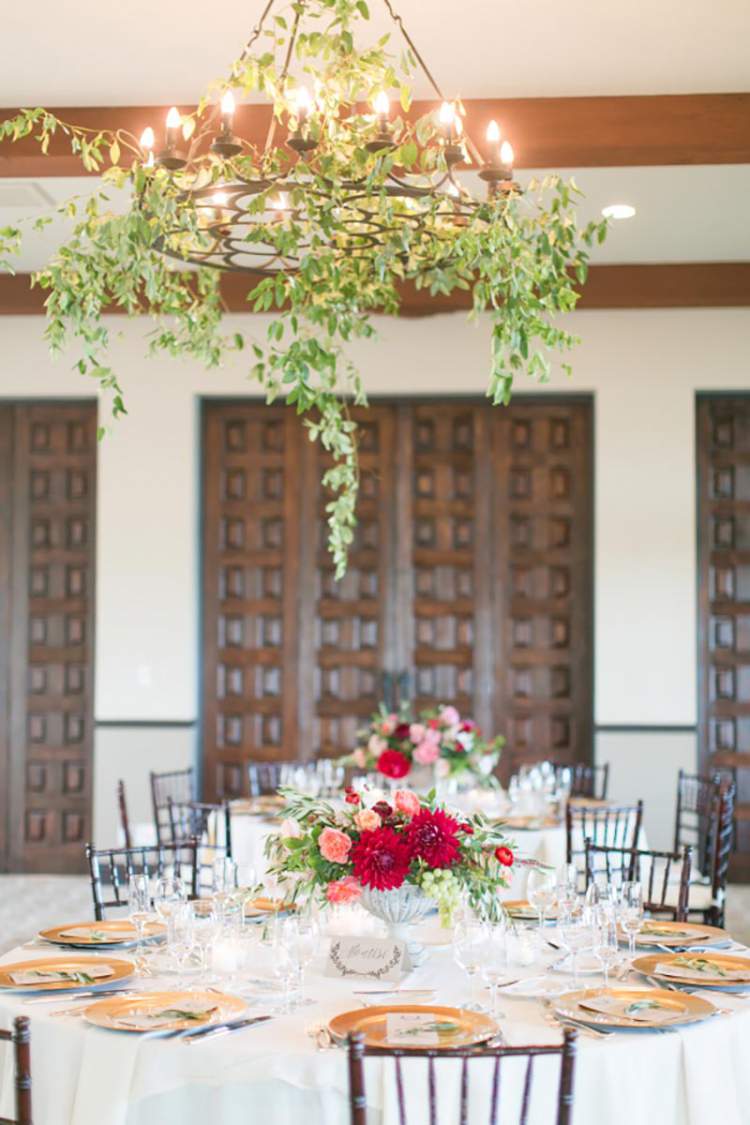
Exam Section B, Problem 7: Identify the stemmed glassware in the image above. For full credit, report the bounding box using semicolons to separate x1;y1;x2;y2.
212;857;238;920
452;915;486;1010
189;899;221;985
280;913;320;1006
557;901;591;988
169;902;196;988
479;922;509;1018
592;910;620;986
153;872;185;945
527;868;557;933
620;881;644;958
127;874;153;975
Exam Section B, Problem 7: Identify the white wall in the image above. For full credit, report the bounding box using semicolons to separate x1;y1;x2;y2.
2;308;749;847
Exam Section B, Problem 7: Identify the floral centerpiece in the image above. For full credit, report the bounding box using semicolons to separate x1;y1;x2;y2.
345;704;503;786
267;787;515;950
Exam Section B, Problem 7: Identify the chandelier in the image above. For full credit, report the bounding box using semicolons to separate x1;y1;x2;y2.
142;0;521;278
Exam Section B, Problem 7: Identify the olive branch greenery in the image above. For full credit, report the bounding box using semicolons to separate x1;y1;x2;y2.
0;0;607;576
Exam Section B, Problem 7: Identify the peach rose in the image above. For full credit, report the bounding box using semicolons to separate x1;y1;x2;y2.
354;808;381;832
414;739;440;765
326;876;362;905
380;713;398;736
352;748;367;768
368;734;387;755
394;789;420;818
319;827;352;864
409;722;426;743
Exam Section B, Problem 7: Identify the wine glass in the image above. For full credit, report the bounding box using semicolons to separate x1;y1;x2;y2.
557;902;590;988
127;874;152;974
281;914;320;1006
479;922;509;1018
452;916;486;1010
169;902;196;988
189;899;221;986
526;868;556;934
620;881;644;958
592;910;620;987
212;857;238;919
153;873;185;944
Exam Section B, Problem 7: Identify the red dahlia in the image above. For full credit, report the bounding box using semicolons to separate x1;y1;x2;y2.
495;846;514;867
377;749;410;779
393;722;412;742
351;827;411;891
407;808;461;868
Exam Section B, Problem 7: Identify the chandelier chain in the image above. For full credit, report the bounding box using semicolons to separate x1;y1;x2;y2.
235;0;278;68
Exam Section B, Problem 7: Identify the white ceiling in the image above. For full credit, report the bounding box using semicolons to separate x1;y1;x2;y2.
1;0;749;105
2;165;748;272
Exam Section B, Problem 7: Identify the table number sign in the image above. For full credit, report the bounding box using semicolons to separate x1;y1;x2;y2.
325;937;411;981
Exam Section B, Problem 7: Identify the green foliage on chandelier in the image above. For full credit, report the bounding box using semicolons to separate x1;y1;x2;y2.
0;0;607;576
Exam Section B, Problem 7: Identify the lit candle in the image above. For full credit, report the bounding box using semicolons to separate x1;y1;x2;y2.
140;126;155;168
500;140;514;176
373;91;390;132
439;100;456;140
294;86;313;125
165;106;181;150
220;90;235;134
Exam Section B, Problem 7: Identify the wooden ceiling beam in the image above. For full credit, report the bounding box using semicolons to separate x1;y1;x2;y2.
2;263;749;316
1;93;748;177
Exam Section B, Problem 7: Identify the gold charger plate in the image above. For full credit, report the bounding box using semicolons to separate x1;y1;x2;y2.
555;987;715;1030
630;920;729;948
39;920;165;947
83;989;246;1033
567;798;611;809
0;956;134;992
244;896;295;918
633;951;750;987
504;899;558;921
329;1004;496;1050
503;816;559;831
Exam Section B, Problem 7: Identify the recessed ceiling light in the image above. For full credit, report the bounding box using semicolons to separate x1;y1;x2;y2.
602;203;636;220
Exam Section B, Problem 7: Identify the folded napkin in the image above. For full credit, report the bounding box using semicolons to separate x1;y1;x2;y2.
640;923;699;940
578;995;686;1024
655;957;750;982
115;1003;218;1030
60;928;135;943
10;964;113;985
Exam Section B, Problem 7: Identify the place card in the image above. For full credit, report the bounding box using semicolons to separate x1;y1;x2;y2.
385;1012;442;1045
325;936;410;981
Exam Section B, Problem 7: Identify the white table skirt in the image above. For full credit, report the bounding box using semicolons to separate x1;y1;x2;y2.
0;921;746;1125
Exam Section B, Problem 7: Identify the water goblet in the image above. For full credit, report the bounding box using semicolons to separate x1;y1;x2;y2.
479;922;509;1018
127;874;153;975
592;910;620;987
620;881;644;958
527;868;557;934
452;916;486;1010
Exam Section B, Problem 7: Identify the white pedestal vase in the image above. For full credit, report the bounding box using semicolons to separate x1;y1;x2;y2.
359;884;433;968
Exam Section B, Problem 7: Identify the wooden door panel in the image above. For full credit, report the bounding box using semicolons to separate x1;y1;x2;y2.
697;396;750;876
304;408;397;758
0;403;96;873
202;404;300;799
493;402;593;777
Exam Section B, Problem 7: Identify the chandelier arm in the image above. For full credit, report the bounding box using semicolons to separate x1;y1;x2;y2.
262;1;304;155
235;0;279;68
380;0;484;169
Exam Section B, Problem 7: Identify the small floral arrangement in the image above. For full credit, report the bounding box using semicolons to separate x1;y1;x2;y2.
345;704;503;785
267;787;515;924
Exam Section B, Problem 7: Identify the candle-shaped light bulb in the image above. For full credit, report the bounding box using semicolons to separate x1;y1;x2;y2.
439;100;456;135
269;191;289;212
165;106;181;148
486;120;500;145
212;190;228;207
140;126;155;150
500;140;514;169
220;90;235;132
294;86;313;124
373;91;390;122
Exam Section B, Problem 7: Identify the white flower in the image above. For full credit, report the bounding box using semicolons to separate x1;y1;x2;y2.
435;759;451;778
280;817;302;839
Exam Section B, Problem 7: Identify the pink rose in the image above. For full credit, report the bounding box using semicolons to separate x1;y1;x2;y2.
354;808;382;832
394;789;420;818
424;728;441;745
440;705;461;727
409;723;426;744
380;713;398;736
368;734;387;755
280;818;302;839
414;739;440;765
319;827;352;864
326;876;362;905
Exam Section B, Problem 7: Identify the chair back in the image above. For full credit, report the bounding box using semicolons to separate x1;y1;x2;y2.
116;779;132;850
85;839;199;920
166;799;233;895
566;800;643;886
584;840;692;921
347;1029;577;1125
551;762;609;800
0;1017;31;1125
708;777;735;926
247;761;288;797
150;767;195;844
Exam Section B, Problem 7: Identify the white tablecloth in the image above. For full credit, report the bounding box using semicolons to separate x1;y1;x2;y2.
1;922;747;1125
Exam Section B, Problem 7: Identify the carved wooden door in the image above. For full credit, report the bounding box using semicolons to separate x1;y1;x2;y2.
697;395;750;876
0;402;97;873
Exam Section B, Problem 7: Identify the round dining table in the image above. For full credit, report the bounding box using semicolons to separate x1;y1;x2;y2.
0;917;747;1125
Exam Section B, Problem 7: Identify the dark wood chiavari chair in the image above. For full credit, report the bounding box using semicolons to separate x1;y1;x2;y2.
566;800;643;886
0;1017;31;1125
347;1028;577;1125
247;761;292;797
150;767;195;844
554;762;609;800
85;839;199;921
116;778;133;850
584;840;693;921
166;798;233;895
673;770;735;926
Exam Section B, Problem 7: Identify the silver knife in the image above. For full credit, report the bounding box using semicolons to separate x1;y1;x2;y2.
22;987;133;1005
181;1014;272;1045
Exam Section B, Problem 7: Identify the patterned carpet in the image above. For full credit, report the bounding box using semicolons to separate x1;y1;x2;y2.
1;875;750;954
